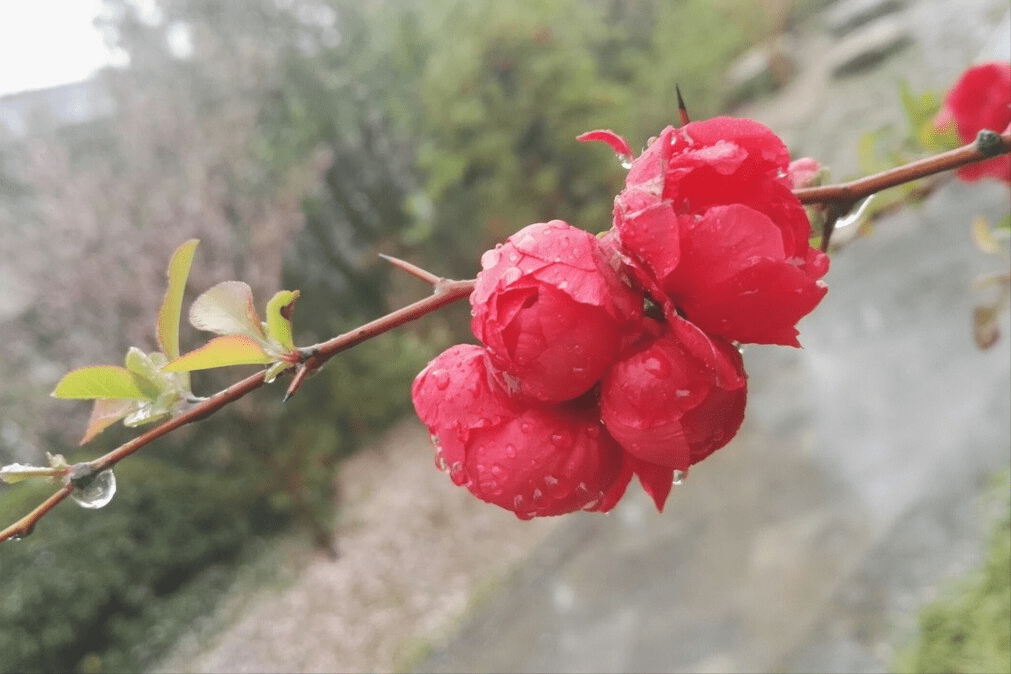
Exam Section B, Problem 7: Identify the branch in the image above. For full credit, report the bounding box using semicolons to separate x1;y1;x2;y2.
0;276;475;543
794;130;1009;250
3;130;1008;543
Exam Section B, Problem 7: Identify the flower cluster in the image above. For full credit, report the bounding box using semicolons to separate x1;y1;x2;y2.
934;61;1011;185
413;117;829;519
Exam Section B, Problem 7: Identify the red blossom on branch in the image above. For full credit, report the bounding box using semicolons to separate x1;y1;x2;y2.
934;61;1011;184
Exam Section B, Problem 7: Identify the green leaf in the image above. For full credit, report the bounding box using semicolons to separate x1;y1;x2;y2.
188;281;265;341
157;239;199;359
51;366;153;400
264;289;300;352
162;335;274;372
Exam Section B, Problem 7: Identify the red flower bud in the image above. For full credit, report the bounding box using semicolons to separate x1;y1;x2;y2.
600;317;746;471
412;344;629;519
412;344;523;483
934;61;1011;184
606;117;829;346
471;220;642;402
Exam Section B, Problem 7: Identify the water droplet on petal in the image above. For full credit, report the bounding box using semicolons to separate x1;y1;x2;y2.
676;389;691;398
517;233;537;249
505;444;517;459
617;154;633;170
644;355;671;377
449;461;467;486
520;421;533;434
481;248;501;269
672;470;687;485
503;267;522;285
544;474;560;488
72;469;116;509
431;369;451;390
550;431;573;448
532;488;544;502
513;494;524;510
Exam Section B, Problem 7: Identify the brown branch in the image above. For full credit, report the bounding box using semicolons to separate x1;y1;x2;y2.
3;131;1008;543
795;130;1010;206
0;276;475;543
0;484;74;542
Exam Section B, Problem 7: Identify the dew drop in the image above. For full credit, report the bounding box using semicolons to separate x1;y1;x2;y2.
532;488;544;502
617;154;633;170
544;474;560;487
520;421;534;434
503;267;522;284
513;494;524;510
480;248;501;270
585;424;600;438
508;251;520;263
672;470;687;486
490;464;505;478
431;369;451;390
449;461;467;486
517;233;537;249
434;453;448;472
550;431;573;448
71;469;116;509
505;444;518;459
676;389;691;398
643;355;671;377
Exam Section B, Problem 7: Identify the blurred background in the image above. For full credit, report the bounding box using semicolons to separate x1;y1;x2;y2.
0;0;1008;672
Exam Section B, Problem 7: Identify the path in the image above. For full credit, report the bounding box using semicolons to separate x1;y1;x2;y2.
152;0;1011;671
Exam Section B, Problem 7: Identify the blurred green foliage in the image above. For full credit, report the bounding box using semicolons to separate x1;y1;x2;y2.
894;472;1011;674
0;456;281;673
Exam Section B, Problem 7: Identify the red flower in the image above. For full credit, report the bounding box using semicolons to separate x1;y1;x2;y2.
934;61;1011;184
600;317;747;471
470;220;642;401
412;344;630;519
584;117;829;346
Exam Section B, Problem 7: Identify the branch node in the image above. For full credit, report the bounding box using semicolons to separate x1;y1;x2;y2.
975;129;1005;158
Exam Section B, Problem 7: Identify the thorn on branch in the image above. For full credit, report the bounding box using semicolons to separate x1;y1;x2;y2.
676;85;690;125
379;253;442;286
284;361;316;402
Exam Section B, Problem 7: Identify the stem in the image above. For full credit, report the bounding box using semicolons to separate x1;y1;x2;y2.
796;130;1010;206
0;277;475;543
1;131;1008;543
0;484;74;542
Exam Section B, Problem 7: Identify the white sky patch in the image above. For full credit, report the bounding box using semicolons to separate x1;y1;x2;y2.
0;0;125;95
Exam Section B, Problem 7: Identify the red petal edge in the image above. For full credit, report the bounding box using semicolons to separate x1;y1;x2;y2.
577;129;634;159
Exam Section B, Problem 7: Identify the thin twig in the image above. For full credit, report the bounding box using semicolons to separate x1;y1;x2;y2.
796;131;1010;207
0;277;475;543
378;253;442;286
0;484;74;542
2;130;1009;543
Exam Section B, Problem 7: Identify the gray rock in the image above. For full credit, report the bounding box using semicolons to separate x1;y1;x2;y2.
825;0;907;37
829;15;912;77
724;36;797;107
